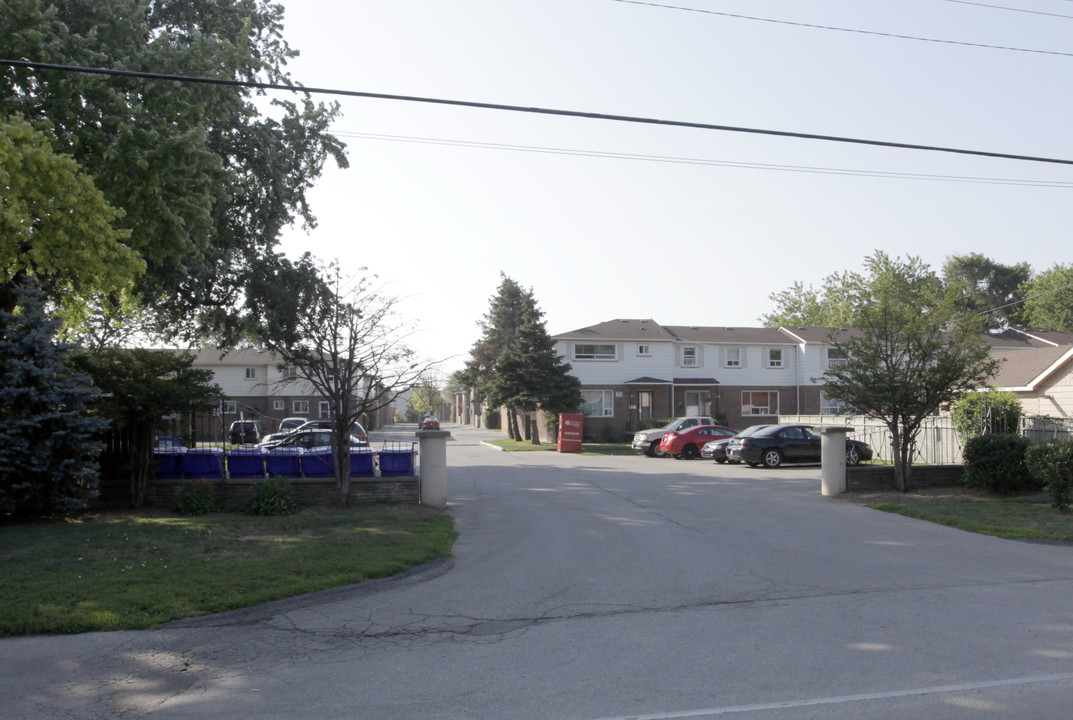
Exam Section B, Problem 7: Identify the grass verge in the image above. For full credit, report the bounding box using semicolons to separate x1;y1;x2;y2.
838;487;1073;542
486;438;635;455
0;505;456;637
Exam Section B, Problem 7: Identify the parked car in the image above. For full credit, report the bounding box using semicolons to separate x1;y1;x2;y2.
701;424;773;463
659;425;737;459
258;427;368;451
278;416;307;433
229;420;261;445
631;417;717;457
260;420;368;446
725;424;872;468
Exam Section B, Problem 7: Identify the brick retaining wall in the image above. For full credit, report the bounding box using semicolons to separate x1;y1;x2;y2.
146;476;419;511
847;465;964;492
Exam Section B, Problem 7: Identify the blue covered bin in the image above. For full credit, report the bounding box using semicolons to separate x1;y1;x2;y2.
154;449;185;479
351;448;375;477
264;447;303;477
301;449;335;478
378;448;415;477
183;448;223;479
227;447;265;479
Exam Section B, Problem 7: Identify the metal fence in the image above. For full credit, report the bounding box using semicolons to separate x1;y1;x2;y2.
782;413;1073;466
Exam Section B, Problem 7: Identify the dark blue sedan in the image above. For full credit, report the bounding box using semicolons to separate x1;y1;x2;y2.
725;424;872;468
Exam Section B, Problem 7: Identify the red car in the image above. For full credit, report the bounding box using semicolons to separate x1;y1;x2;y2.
659;425;737;459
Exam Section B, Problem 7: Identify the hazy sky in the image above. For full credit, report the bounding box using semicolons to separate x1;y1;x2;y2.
272;0;1073;376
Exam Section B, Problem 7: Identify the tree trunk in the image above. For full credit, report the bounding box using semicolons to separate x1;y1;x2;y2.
522;414;531;441
530;411;541;445
333;426;352;508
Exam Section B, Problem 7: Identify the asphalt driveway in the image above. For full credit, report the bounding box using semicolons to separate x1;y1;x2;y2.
3;425;1073;719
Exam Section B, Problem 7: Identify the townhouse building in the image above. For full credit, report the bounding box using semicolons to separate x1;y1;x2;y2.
190;349;394;442
551;320;1073;439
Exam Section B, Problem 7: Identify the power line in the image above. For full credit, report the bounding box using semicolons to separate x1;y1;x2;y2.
944;0;1073;20
4;57;1073;167
338;131;1073;188
611;0;1073;57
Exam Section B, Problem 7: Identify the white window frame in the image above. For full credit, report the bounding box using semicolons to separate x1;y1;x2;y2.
272;400;285;411
724;347;743;368
221;400;237;414
293;400;310;415
742;390;779;416
574;343;617;361
820;394;847;415
319;401;331;418
581;390;614;417
244;367;256;380
827;347;847;368
637;344;650;356
681;346;699;367
766;348;784;369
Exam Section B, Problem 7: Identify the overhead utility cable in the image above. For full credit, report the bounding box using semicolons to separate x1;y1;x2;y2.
4;58;1073;167
338;131;1073;187
944;0;1073;20
612;0;1073;57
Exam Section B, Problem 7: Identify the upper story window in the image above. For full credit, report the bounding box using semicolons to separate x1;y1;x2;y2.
244;367;256;380
827;347;847;368
574;343;617;361
637;344;650;356
766;348;784;368
725;347;743;368
681;346;699;367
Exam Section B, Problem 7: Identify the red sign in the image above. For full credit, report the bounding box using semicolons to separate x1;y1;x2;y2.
557;413;584;453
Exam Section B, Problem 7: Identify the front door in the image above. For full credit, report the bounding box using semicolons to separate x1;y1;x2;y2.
638;391;653;422
685;391;703;417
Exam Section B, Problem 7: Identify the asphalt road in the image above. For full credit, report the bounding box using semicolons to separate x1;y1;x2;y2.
4;424;1073;719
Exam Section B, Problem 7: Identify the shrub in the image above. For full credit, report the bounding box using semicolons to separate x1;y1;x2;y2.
483;410;501;430
640;418;674;431
952;390;1021;444
245;476;300;516
174;479;216;515
962;434;1039;494
1026;440;1073;513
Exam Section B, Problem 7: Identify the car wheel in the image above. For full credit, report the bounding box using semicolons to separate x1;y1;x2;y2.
846;446;861;466
762;449;783;468
681;444;699;460
714;457;727;464
746;461;760;467
649;440;663;457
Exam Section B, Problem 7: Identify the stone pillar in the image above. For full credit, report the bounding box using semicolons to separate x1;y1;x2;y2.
416;429;451;508
820;426;850;496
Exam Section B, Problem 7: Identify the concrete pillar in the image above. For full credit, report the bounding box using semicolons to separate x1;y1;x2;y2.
820;426;850;496
416;429;451;508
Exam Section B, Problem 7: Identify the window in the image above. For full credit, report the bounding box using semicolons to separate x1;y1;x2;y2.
281;366;298;381
273;400;285;411
220;400;237;414
820;394;847;415
827;347;847;368
581;390;614;417
766;348;784;368
293;400;309;414
637;344;650;356
681;346;698;367
244;367;256;380
742;391;778;415
319;401;331;418
574;343;617;360
725;347;742;368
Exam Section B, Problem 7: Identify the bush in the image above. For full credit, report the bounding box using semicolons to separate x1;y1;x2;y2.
174;479;216;515
640;418;673;431
962;434;1039;494
483;410;501;430
952;390;1021;444
245;476;300;516
1026;440;1073;513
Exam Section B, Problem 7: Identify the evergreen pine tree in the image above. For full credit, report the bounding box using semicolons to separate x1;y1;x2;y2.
0;277;105;517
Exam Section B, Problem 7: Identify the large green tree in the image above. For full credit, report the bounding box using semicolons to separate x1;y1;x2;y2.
759;270;860;328
0;0;347;340
822;253;999;492
941;253;1031;330
1018;263;1073;333
0;116;142;315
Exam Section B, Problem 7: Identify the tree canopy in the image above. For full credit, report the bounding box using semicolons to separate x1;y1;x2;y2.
1018;263;1073;333
822;252;999;491
0;0;347;340
941;253;1030;330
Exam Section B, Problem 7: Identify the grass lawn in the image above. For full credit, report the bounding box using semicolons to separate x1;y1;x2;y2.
838;487;1073;542
485;438;636;455
0;504;456;637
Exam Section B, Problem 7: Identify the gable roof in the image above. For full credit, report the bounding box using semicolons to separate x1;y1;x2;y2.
554;318;674;341
991;346;1073;391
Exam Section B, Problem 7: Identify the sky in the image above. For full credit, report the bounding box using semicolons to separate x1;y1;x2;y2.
271;0;1073;377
